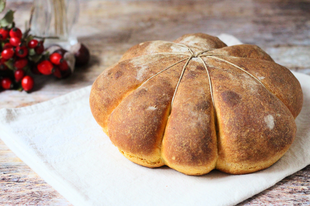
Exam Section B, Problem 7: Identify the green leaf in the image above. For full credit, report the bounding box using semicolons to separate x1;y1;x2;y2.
0;9;14;27
23;64;30;73
0;0;6;13
25;34;33;44
28;48;36;56
43;51;50;59
4;58;14;70
17;86;23;91
28;54;42;63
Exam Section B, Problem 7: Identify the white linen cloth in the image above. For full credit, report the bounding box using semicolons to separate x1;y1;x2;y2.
0;35;310;206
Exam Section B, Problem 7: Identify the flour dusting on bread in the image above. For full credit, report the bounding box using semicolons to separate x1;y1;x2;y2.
264;115;275;130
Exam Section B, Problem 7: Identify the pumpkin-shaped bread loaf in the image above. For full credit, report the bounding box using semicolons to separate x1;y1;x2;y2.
90;33;303;175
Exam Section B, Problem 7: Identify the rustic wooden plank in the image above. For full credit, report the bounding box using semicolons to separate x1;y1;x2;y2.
0;0;309;205
0;139;72;205
240;165;310;205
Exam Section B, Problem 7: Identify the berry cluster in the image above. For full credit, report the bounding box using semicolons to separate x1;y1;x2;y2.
0;6;90;93
38;48;72;79
0;27;38;92
0;26;89;93
0;26;77;92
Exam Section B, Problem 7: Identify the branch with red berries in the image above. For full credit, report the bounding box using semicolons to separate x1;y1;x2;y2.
0;0;90;92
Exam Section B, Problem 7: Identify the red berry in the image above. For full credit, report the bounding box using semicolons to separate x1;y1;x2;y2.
15;46;28;58
21;76;34;92
59;60;69;71
71;43;90;67
53;67;62;78
9;27;22;39
1;48;14;59
37;60;54;75
14;58;28;69
14;69;25;82
34;41;44;54
1;77;12;89
28;39;38;48
0;28;9;40
3;42;12;49
53;66;72;79
49;53;63;65
9;37;21;47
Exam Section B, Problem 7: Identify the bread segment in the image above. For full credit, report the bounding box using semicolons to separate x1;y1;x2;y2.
174;33;227;53
208;56;303;118
207;44;274;62
107;60;185;167
121;41;189;61
206;57;296;174
162;60;217;175
90;53;188;131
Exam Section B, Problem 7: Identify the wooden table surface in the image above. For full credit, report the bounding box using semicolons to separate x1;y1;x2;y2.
1;0;309;205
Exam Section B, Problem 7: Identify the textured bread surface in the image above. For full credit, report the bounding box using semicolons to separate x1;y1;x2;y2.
89;33;303;175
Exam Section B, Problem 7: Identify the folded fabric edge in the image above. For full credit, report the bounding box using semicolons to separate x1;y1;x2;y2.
217;33;243;46
0;85;91;116
235;163;310;205
0;125;89;206
292;71;310;83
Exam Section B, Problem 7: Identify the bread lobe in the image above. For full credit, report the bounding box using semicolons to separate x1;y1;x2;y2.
208;59;296;174
108;58;185;167
162;60;218;175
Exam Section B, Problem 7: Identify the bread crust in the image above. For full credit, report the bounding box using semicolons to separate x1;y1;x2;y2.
90;33;303;175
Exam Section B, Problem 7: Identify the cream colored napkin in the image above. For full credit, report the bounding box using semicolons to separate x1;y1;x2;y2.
0;35;310;206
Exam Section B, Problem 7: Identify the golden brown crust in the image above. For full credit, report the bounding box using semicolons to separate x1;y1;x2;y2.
206;57;296;174
207;44;274;62
120;41;189;61
205;54;303;118
90;53;188;130
162;60;218;175
174;33;227;51
89;33;303;175
108;62;184;166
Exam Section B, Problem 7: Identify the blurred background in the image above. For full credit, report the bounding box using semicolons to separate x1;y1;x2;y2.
7;0;310;76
